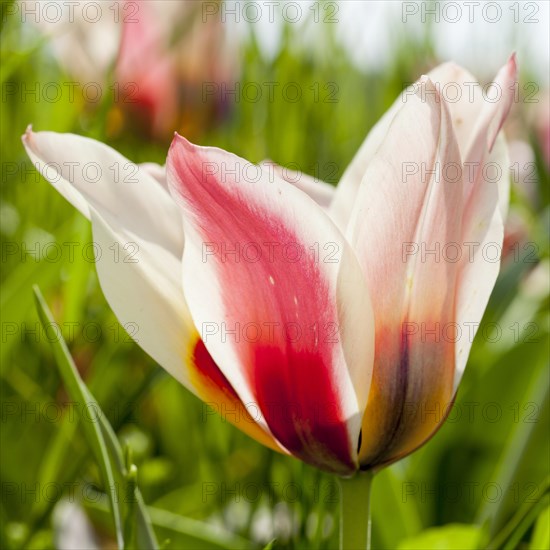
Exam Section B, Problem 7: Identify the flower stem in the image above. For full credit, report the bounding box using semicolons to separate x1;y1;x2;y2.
339;470;375;550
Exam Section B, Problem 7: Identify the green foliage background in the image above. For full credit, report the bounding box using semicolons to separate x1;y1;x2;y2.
1;1;548;548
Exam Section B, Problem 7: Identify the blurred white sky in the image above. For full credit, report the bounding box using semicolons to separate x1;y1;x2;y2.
230;0;549;83
25;0;550;85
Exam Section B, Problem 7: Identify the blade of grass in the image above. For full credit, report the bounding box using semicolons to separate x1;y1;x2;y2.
123;461;138;550
83;499;252;550
529;505;550;549
487;479;549;549
94;397;158;546
28;357;163;546
476;363;550;533
147;506;251;550
33;285;159;549
502;495;549;550
373;464;423;547
33;285;125;549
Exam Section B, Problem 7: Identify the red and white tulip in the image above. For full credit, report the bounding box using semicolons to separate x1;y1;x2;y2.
23;56;517;475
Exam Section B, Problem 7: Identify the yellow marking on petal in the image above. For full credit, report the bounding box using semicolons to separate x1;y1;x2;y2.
358;323;455;468
184;329;284;454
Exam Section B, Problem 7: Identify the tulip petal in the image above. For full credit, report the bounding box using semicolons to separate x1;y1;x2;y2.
22;129;283;452
465;54;517;163
22;129;192;378
454;56;517;387
260;160;335;209
330;59;508;230
329;100;399;228
139;162;168;190
427;62;484;157
347;79;463;468
167;135;374;474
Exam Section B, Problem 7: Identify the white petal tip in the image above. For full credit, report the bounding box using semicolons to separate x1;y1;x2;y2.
22;125;34;142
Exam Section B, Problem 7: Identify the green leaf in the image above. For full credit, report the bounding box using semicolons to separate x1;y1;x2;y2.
33;285;159;549
123;458;138;550
147;507;251;550
476;365;550;534
33;285;125;549
84;500;252;550
95;397;158;548
372;465;423;548
397;524;483;550
488;480;550;550
530;505;550;550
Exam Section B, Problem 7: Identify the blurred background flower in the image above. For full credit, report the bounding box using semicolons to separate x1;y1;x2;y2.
23;0;239;140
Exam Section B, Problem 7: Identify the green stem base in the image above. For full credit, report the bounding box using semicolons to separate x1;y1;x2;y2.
339;471;374;550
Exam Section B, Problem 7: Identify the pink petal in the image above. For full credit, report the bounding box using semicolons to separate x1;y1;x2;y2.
454;55;517;386
330;57;513;231
347;79;463;467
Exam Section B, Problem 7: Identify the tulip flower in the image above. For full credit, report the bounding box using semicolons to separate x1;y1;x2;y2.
23;55;516;548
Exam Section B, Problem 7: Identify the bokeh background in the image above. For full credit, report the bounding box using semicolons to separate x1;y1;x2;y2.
1;1;549;548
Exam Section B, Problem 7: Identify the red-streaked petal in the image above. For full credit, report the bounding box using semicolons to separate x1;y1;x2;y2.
347;79;463;467
167;135;374;474
189;337;286;453
22;129;282;452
